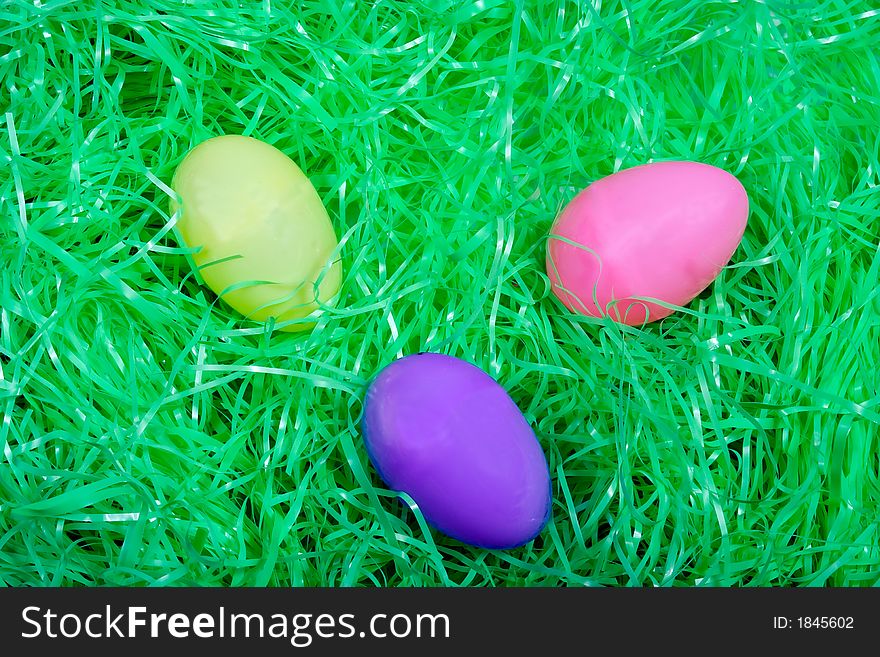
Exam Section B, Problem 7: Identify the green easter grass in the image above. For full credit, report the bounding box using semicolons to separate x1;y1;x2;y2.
1;0;878;587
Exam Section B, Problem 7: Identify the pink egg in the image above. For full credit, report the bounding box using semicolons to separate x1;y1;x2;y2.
546;160;749;325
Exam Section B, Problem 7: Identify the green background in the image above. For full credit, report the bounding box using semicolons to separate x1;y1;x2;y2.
1;0;878;586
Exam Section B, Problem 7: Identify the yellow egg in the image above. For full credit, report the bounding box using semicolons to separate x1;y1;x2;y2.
170;135;341;331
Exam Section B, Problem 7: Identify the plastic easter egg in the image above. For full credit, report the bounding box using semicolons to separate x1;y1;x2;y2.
546;160;749;325
170;135;341;331
361;353;552;549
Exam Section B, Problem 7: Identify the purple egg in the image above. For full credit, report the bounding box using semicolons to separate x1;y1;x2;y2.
361;353;552;549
